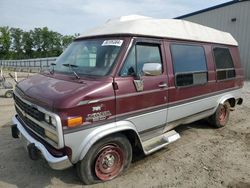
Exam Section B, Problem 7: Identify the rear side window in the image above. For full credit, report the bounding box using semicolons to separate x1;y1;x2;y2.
213;47;235;80
171;44;208;87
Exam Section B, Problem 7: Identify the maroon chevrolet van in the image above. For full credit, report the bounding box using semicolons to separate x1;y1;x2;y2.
11;16;244;184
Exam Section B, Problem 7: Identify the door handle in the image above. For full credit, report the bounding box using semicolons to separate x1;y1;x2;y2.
158;83;167;88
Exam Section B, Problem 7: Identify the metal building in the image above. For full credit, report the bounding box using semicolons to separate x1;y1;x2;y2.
176;0;250;79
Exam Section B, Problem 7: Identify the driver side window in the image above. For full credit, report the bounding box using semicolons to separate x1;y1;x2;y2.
120;44;162;76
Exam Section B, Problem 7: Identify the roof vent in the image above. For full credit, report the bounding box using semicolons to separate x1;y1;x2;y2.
231;17;237;22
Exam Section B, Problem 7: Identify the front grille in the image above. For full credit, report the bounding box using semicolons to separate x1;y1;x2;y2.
16;107;45;137
15;106;45;137
14;93;46;138
14;91;60;148
14;94;44;121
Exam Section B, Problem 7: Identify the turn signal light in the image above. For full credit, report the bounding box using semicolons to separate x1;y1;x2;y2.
67;117;83;128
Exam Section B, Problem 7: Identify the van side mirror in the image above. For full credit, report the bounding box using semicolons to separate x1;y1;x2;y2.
142;63;162;76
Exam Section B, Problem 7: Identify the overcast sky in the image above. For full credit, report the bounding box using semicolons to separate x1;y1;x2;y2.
0;0;230;35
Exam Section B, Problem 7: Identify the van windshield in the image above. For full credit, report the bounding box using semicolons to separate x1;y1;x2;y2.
54;39;124;76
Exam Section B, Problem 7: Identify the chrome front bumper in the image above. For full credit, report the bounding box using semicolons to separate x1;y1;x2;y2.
12;115;72;170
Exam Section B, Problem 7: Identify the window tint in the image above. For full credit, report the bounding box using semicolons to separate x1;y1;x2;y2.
120;44;162;76
213;47;235;80
213;48;234;69
171;44;208;87
171;44;207;73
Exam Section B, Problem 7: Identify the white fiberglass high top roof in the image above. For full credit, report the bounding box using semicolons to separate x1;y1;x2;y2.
78;15;238;46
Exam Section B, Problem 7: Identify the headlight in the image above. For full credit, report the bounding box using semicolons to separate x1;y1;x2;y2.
45;114;50;123
51;117;57;127
44;114;57;128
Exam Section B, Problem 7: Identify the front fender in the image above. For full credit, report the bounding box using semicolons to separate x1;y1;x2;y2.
77;120;139;162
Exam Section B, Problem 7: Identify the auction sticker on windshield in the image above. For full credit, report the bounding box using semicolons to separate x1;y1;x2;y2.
102;40;123;46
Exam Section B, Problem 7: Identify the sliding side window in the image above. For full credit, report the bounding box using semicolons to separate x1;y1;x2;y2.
171;44;208;87
213;47;235;80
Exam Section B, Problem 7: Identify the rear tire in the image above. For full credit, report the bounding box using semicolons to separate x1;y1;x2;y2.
209;101;230;128
76;134;132;185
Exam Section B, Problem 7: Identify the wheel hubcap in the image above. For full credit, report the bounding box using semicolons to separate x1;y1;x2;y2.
102;154;115;168
95;144;124;181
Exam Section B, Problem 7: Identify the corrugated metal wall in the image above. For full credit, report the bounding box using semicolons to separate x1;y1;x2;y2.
182;1;250;79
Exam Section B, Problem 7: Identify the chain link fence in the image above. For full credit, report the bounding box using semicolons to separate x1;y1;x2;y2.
0;57;57;73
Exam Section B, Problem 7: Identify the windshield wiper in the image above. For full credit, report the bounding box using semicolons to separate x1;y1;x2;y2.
62;63;80;79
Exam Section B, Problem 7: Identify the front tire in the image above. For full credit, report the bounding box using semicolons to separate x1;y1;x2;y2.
209;101;230;128
76;134;132;184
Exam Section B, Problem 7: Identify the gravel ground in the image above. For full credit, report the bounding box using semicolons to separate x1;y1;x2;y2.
0;81;249;188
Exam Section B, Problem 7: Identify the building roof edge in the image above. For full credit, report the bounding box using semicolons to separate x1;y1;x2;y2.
175;0;244;19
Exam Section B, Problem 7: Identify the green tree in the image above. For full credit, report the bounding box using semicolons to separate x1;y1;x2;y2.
32;27;43;57
0;26;11;59
41;27;50;56
61;35;74;50
33;27;63;57
49;31;63;56
10;28;23;58
22;30;34;58
0;26;76;60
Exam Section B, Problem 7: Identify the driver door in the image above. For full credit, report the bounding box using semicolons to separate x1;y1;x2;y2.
114;38;168;140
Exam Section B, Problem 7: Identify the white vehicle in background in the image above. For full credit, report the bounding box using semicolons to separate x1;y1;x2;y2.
0;75;13;98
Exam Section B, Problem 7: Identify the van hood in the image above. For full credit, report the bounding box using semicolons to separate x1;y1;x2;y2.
15;73;113;111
